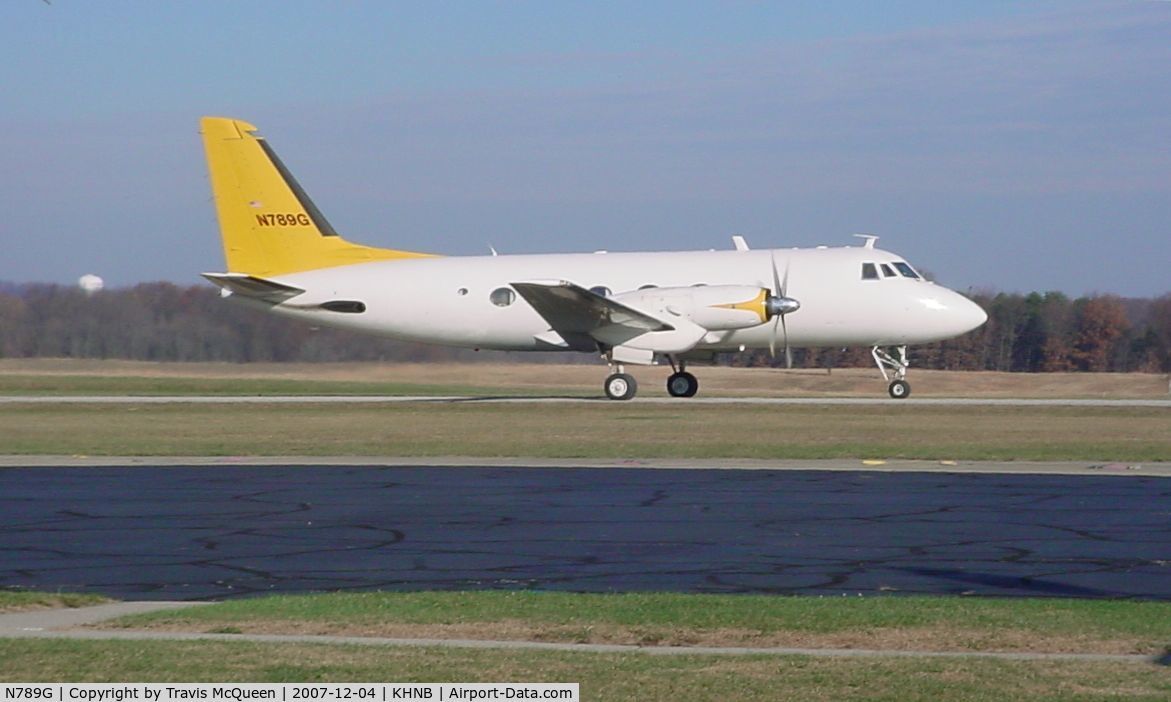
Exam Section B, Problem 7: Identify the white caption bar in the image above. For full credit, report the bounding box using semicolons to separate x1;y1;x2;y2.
0;685;579;702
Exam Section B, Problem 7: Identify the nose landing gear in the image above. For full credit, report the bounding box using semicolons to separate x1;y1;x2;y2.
873;345;912;399
887;379;911;399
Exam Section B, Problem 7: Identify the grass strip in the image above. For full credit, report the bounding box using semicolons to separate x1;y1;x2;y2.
0;374;579;397
3;362;1169;400
0;590;110;613
108;591;1171;655
2;639;1168;700
2;403;1167;461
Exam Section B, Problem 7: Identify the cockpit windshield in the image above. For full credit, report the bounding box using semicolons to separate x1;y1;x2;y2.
893;262;921;279
861;260;924;281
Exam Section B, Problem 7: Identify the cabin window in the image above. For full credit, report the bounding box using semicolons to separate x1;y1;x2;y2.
638;284;658;290
489;287;515;307
861;263;879;280
457;288;468;296
893;262;921;279
589;286;612;297
880;263;897;278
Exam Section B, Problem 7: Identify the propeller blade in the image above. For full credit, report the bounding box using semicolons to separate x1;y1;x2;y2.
782;314;793;369
767;251;795;365
766;250;801;367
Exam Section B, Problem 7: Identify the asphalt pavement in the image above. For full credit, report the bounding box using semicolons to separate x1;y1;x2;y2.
2;463;1168;601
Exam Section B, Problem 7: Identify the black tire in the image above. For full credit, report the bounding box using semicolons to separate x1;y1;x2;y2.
604;372;638;401
888;379;911;399
666;371;699;398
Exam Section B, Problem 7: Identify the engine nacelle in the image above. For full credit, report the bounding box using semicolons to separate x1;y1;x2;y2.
612;285;771;332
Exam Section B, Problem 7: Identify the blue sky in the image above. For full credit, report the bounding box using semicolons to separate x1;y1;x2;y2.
1;1;1168;296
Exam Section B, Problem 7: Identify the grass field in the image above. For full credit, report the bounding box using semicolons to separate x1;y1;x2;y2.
3;590;1168;697
2;591;1168;700
2;359;1170;398
2;401;1167;461
0;591;109;613
1;361;1168;461
3;639;1168;700
105;591;1171;655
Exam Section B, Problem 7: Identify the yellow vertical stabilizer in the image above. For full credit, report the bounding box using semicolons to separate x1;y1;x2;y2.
200;116;432;276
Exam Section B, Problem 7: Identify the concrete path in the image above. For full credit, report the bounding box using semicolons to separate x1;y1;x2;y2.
0;601;210;633
0;603;1163;665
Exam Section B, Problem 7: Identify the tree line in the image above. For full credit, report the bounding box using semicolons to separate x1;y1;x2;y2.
1;282;1169;372
0;282;483;364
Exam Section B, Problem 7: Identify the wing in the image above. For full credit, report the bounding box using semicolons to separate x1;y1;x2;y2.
511;280;709;355
511;280;676;350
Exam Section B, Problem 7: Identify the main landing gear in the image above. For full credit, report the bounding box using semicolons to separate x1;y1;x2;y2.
873;345;912;399
604;367;638;401
665;357;698;398
667;371;698;397
602;355;699;401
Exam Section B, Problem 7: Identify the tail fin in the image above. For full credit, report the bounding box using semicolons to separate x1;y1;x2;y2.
200;117;431;276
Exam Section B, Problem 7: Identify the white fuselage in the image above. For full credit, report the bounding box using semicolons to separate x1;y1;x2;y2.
257;244;987;359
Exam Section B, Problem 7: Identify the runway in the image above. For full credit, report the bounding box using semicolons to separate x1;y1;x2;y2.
2;463;1168;601
1;395;1169;407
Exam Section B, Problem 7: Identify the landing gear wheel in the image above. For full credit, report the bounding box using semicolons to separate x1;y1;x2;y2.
888;379;911;399
666;371;699;398
604;372;638;401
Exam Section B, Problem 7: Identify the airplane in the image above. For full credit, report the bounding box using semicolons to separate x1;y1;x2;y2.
199;116;988;400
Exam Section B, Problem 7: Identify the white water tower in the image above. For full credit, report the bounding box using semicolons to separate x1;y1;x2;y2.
78;274;104;296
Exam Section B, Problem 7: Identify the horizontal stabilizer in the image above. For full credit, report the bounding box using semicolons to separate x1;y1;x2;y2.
201;272;304;303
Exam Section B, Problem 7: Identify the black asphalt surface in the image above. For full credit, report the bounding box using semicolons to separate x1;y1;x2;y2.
1;465;1168;601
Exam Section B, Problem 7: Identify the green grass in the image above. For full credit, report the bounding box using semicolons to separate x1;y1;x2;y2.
0;374;578;397
2;402;1167;461
110;591;1171;654
5;592;1169;697
1;639;1168;700
0;590;110;612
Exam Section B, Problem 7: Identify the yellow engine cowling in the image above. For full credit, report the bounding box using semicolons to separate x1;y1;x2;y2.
612;285;771;332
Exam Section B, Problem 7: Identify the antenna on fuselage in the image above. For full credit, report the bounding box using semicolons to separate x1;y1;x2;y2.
853;233;879;249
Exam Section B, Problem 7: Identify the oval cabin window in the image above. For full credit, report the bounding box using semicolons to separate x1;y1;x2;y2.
489;287;516;307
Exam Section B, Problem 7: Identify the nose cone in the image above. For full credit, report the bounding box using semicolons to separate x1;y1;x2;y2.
912;287;988;341
956;293;989;334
